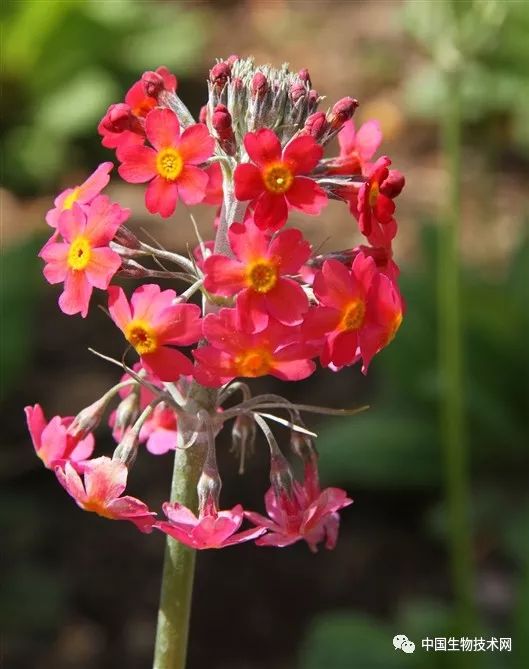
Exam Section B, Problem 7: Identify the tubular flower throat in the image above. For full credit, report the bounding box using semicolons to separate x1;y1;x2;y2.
235;349;273;377
63;187;81;210
125;320;159;355
263;163;294;194
67;236;92;271
340;299;366;331
156;147;184;181
246;260;278;293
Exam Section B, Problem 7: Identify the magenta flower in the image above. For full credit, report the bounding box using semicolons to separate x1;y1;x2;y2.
203;218;311;332
234;128;327;231
245;462;353;552
25;404;94;470
40;196;129;317
108;284;202;381
45;162;113;228
55;457;156;532
117;108;214;218
305;253;403;372
194;308;317;387
155;502;265;549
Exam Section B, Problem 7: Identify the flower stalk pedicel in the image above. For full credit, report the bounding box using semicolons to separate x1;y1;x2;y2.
28;56;406;668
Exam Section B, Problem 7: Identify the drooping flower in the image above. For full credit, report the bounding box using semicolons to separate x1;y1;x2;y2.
55;457;156;532
203;219;311;332
305;254;403;372
98;66;177;149
234;128;327;231
117;108;214;218
108;284;202;381
329;119;382;175
39;196;129;317
25;404;94;470
45;162;113;228
245;460;352;552
155;502;265;549
351;156;404;246
194;309;317;387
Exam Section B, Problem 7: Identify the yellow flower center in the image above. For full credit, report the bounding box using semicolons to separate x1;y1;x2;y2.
369;181;380;207
262;162;294;194
83;499;114;519
235;348;272;377
67;236;92;271
63;187;81;210
156;147;183;181
246;259;278;293
340;299;366;331
125;319;158;355
386;311;402;344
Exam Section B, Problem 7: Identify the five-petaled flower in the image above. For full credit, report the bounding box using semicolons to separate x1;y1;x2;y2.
40;196;129;317
203;218;311;332
45;162;113;229
245;461;353;552
234;128;327;231
194;308;317;387
25;404;94;470
117;108;214;218
55;457;156;532
108;284;202;381
155;502;266;549
305;253;403;372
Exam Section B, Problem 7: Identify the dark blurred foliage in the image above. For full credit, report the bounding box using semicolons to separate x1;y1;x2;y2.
2;1;529;668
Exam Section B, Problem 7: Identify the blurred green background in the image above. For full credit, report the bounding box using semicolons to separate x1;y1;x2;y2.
1;1;528;668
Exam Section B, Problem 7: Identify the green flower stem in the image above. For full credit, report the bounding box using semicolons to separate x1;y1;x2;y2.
438;68;477;639
152;385;217;669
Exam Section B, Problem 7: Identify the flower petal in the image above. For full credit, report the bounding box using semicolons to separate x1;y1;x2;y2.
203;255;246;295
85;247;122;289
283;136;323;175
285;177;328;215
108;285;132;330
84;457;127;503
141;347;193;381
234;163;264;201
59;270;92;317
177;124;214;164
244;128;281;167
253;192;288;232
145;176;179;217
265;279;308;326
176;165;208;205
268;228;311;273
145;108;180;150
117;145;157;183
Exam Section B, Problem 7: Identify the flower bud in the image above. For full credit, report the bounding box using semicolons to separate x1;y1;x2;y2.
68;396;108;440
113;225;141;250
290;431;317;463
297;68;311;86
269;449;294;497
212;104;236;155
209;62;231;89
113;428;139;467
328;96;359;129
199;104;208;124
289;82;306;104
251;72;268;97
142;70;165;98
197;458;222;517
226;54;239;66
101;103;136;133
380;169;405;198
113;390;141;439
308;89;320;110
231;414;256;474
302;112;329;140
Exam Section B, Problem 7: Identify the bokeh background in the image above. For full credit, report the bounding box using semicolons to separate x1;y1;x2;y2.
2;1;528;668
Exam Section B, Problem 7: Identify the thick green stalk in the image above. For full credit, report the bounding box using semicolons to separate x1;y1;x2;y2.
152;436;205;669
438;69;476;638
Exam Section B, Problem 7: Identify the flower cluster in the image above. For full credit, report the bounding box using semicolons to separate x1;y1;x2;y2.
28;56;405;552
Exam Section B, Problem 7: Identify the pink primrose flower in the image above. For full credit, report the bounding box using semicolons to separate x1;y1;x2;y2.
245;461;352;552
108;284;202;381
305;253;403;372
55;456;156;532
45;162;113;228
40;196;129;317
330;119;382;175
193;308;317;387
203;218;311;332
155;502;265;549
234;128;327;231
25;404;94;470
117;108;214;218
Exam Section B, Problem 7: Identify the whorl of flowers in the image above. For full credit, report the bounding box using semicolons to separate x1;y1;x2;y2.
28;56;405;551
